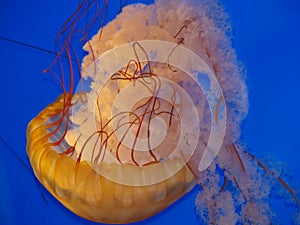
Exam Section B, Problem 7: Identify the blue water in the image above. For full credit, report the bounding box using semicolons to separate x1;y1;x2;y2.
0;0;299;224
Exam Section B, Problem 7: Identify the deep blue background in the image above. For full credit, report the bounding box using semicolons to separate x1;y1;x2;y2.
0;0;299;224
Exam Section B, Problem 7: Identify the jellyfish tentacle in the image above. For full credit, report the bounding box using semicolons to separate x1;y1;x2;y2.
241;148;300;206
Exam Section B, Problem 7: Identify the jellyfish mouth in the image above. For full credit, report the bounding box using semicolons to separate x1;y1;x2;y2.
62;60;203;186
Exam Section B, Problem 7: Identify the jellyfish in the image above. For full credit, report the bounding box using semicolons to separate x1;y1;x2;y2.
25;0;300;224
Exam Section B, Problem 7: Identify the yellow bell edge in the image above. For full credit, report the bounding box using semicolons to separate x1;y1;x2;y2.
26;95;197;224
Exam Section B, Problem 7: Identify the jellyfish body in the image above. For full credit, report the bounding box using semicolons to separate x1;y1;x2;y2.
26;0;300;224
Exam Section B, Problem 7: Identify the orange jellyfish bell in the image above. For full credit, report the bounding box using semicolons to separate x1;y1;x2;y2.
26;92;197;223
